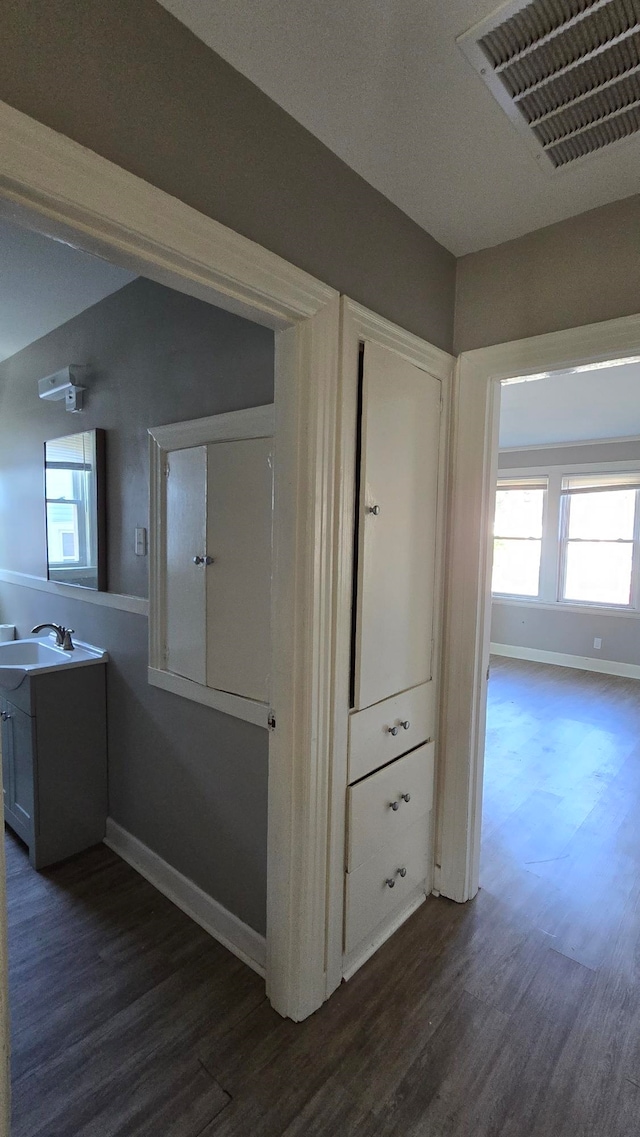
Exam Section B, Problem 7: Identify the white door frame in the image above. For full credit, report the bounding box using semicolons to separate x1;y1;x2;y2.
438;312;640;905
0;99;342;1033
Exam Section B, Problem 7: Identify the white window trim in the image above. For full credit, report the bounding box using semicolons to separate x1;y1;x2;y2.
492;460;640;614
148;404;275;729
492;476;548;601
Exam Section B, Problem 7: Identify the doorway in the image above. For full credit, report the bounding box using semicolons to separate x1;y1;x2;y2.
481;359;640;949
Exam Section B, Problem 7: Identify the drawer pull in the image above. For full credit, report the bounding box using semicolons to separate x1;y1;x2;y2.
387;725;399;736
389;800;400;811
401;720;411;730
401;793;411;803
397;866;407;878
385;877;396;888
367;504;381;516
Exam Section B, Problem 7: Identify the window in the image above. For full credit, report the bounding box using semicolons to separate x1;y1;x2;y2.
491;465;640;611
560;474;640;607
492;478;547;597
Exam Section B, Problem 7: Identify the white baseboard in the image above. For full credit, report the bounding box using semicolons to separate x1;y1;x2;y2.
490;642;640;681
342;887;426;982
104;819;266;977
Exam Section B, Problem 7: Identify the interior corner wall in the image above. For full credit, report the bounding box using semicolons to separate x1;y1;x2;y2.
0;0;455;354
0;277;273;934
492;441;640;672
454;195;640;354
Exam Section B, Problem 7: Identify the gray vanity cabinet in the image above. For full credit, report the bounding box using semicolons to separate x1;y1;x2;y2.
1;663;107;869
1;693;36;846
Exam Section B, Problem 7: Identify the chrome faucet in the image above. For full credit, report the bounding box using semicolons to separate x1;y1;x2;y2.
31;623;75;651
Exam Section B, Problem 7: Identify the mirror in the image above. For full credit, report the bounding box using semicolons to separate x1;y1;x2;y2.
44;429;106;590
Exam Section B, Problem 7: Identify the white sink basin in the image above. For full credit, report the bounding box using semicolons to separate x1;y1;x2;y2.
0;637;108;690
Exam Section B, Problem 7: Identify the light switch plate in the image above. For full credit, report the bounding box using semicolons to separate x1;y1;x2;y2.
134;527;147;556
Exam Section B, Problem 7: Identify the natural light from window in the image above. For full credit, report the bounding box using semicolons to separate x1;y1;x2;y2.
492;483;545;597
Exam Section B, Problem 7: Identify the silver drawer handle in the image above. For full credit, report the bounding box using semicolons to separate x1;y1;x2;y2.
387;725;399;737
397;867;407;878
401;793;411;803
367;504;381;516
401;720;410;730
193;555;215;565
389;800;400;811
385;877;396;888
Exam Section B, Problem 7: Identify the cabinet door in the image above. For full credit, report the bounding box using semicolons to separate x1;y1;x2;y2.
0;695;13;814
206;437;273;702
165;446;207;684
354;341;441;710
10;704;35;832
2;698;35;841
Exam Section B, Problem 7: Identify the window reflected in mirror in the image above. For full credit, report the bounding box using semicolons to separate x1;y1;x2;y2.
45;429;106;590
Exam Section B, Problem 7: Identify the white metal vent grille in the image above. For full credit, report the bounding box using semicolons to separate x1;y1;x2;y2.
458;0;640;168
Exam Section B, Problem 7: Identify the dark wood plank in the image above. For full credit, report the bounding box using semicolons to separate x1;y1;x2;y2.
7;657;640;1136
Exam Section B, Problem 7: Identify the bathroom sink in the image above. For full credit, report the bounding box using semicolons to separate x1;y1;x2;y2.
0;637;108;690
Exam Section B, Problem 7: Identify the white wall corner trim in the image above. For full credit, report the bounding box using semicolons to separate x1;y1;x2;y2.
105;819;266;977
0;568;149;616
490;642;640;680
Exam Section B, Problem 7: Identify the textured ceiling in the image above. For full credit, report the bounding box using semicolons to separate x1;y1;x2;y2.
157;0;640;254
0;219;135;363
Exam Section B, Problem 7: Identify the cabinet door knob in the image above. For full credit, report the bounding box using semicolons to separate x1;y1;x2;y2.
193;555;205;565
387;725;399;736
401;793;411;803
367;504;381;516
389;800;400;811
0;711;10;721
385;877;396;888
401;720;410;730
397;867;407;878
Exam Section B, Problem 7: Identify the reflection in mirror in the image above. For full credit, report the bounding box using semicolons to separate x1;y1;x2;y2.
45;429;106;590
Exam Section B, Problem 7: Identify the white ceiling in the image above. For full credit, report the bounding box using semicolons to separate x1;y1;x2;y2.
157;0;640;255
499;363;640;449
0;219;136;363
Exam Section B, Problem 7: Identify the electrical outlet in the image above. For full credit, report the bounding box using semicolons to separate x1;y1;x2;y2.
594;637;602;650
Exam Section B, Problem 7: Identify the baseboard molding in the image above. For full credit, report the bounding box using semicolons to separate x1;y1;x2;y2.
342;888;426;982
0;568;148;616
104;819;266;977
490;642;640;681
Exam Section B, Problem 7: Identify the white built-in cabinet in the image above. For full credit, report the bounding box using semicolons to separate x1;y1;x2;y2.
149;405;274;726
343;338;443;973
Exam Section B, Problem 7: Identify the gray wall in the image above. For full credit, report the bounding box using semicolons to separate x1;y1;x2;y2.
0;0;455;353
0;278;273;934
492;441;640;669
455;196;640;353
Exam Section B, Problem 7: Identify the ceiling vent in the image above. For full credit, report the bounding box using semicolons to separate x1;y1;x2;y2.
457;0;640;169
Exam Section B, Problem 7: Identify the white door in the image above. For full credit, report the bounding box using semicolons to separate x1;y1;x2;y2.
206;437;273;702
354;341;441;710
165;446;207;684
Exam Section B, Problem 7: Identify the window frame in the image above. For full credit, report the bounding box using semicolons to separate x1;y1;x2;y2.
491;459;640;614
491;476;548;600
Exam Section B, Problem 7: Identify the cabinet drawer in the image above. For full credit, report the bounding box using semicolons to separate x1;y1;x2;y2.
348;681;434;783
347;742;434;871
344;815;431;955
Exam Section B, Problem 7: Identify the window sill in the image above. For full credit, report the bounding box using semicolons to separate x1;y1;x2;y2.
491;596;640;620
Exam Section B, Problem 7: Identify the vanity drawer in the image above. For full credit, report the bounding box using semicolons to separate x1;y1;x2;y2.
348;681;434;783
347;741;434;871
344;815;431;954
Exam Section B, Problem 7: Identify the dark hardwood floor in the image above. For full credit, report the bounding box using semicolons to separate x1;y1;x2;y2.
7;655;640;1135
